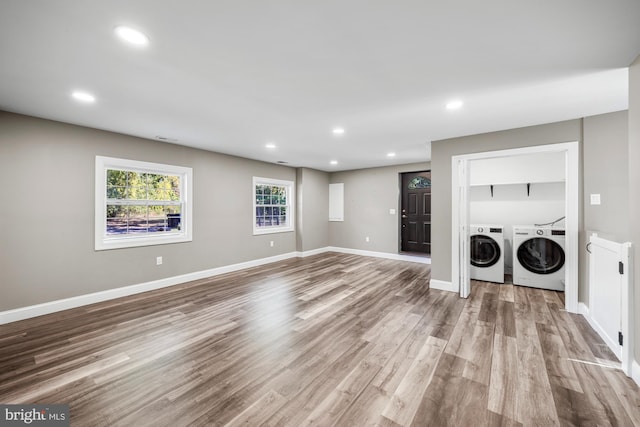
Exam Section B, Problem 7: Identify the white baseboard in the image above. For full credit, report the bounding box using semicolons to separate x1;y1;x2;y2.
326;246;430;264
296;247;332;257
0;251;299;325
0;247;432;325
578;303;622;361
578;302;590;316
579;303;640;386
633;360;640;386
430;279;457;293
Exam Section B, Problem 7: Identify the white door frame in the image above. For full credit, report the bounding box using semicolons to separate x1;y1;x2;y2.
451;141;579;313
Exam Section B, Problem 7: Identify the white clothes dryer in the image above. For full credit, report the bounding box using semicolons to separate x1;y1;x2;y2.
470;224;505;283
512;226;565;291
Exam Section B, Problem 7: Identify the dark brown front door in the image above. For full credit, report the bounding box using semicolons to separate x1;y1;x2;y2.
401;171;431;254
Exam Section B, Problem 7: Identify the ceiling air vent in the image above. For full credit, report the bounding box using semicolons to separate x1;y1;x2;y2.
277;161;288;164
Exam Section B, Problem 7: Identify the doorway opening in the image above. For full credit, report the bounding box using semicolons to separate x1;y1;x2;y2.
400;170;431;255
451;142;579;313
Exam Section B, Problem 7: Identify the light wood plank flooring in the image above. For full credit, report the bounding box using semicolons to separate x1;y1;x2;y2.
1;253;638;426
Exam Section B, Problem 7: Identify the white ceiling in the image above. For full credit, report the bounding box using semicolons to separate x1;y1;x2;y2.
1;1;639;171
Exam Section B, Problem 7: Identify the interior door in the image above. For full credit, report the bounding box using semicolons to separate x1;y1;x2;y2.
401;171;431;254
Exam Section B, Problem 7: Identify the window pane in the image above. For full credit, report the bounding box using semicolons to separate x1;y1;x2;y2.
408;176;431;189
127;205;148;233
106;205;128;235
107;169;128;186
164;206;182;231
256;195;264;205
273;207;280;216
126;171;142;186
107;186;127;199
128;186;147;200
168;178;180;200
147;205;166;232
264;186;271;195
280;215;287;225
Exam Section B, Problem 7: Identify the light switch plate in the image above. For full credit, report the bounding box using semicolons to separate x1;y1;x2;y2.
389;209;396;215
590;194;601;205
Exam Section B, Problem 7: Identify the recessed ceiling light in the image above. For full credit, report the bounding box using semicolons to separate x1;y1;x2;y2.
265;143;276;149
387;152;396;157
330;160;338;165
332;128;345;135
114;26;149;46
446;100;464;110
71;91;96;103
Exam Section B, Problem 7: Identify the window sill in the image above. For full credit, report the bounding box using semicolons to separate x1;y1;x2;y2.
95;233;192;251
253;227;294;236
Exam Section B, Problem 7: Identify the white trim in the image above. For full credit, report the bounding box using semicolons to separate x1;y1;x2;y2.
327;246;430;264
0;252;298;325
579;303;622;362
452;157;471;298
633;360;640;386
253;176;295;235
430;279;457;292
296;247;332;257
95;156;193;250
578;302;590;317
580;301;638;383
450;141;579;313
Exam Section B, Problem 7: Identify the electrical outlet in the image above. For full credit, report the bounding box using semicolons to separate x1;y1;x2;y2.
590;194;601;205
389;208;396;215
156;256;163;265
365;236;370;242
270;241;274;247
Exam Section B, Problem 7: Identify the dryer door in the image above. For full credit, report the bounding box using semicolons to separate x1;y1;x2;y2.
470;235;501;268
517;238;565;274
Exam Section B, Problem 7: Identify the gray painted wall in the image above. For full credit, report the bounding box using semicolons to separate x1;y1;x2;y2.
329;162;430;254
583;111;629;242
628;55;640;362
0;111;296;311
582;111;630;308
296;167;329;252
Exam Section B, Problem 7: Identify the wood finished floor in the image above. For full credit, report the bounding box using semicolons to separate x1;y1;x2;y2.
1;253;639;426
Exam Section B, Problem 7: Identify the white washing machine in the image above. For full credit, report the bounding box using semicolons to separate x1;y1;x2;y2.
470;224;505;283
512;226;565;291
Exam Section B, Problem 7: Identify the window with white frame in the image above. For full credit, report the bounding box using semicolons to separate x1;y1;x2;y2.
253;177;294;235
95;156;193;250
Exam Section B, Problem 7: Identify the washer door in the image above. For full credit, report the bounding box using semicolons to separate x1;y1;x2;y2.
517;238;565;274
470;235;501;268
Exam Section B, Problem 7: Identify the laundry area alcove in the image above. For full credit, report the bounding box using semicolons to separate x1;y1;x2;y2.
469;151;566;289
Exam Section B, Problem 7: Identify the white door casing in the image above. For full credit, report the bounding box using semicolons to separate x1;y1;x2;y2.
451;141;579;313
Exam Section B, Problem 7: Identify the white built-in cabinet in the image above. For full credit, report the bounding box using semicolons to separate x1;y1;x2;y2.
329;183;344;221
